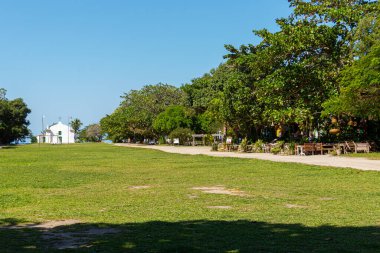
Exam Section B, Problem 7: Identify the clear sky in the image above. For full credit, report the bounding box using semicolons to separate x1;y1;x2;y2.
0;0;292;134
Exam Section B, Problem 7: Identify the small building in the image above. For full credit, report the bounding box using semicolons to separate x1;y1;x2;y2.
37;121;75;144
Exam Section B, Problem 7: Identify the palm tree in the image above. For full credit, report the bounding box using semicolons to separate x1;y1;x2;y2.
70;118;83;142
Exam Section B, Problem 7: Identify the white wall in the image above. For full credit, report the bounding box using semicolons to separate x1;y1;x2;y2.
49;122;75;144
38;121;75;144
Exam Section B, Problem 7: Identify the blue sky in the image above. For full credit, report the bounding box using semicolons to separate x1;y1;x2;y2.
0;0;292;134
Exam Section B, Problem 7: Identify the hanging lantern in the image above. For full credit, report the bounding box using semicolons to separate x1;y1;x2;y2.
331;116;337;124
348;119;354;126
329;128;340;135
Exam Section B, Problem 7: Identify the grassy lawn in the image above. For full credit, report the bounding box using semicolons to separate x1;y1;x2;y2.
343;152;380;160
0;144;379;252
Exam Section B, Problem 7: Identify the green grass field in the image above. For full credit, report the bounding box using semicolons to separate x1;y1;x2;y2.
0;144;379;252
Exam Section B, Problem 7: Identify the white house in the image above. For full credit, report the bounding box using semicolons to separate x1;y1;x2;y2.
37;121;75;144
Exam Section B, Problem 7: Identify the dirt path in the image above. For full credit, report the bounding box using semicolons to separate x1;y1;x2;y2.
115;144;380;171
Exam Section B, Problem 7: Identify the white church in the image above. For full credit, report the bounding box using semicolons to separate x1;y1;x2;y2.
37;121;75;144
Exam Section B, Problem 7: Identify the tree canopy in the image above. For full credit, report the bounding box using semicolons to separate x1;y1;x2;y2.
0;89;31;144
101;0;380;144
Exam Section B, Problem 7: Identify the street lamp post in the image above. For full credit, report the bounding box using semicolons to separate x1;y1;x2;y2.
68;116;72;144
41;115;45;144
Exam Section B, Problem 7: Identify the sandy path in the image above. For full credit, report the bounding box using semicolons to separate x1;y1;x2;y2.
115;144;380;171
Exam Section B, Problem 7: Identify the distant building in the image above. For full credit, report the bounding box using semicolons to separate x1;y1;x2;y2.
37;121;75;144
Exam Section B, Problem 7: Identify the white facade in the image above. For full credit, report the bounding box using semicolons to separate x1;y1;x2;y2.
37;121;75;144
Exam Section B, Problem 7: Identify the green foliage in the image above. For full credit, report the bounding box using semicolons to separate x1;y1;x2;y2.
102;1;379;142
70;118;82;142
270;146;281;155
0;89;31;144
271;141;285;155
168;128;193;145
288;142;296;155
239;137;248;152
100;107;134;142
253;139;265;153
153;105;192;135
196;111;222;134
158;136;166;145
323;37;380;119
70;118;82;134
322;5;380;119
101;83;185;142
30;135;37;144
211;142;218;151
220;0;379;139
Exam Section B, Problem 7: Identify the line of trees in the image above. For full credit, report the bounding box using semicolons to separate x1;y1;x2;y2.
101;0;380;144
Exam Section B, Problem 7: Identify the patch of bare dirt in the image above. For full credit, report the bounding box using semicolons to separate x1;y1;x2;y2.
206;206;232;209
187;194;198;199
192;186;247;196
285;204;308;209
5;219;81;230
2;220;119;249
129;185;150;189
319;197;335;201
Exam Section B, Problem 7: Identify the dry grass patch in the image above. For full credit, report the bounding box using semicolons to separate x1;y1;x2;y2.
285;204;309;209
192;186;247;196
128;185;151;189
206;206;232;209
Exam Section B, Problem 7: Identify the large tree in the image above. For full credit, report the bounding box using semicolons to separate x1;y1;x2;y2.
323;37;380;119
221;0;378;139
153;105;193;135
323;6;380;119
0;89;31;144
100;83;185;142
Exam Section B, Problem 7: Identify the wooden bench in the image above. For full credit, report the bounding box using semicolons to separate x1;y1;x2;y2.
322;143;334;154
345;141;371;153
345;141;356;153
355;142;371;153
303;143;315;155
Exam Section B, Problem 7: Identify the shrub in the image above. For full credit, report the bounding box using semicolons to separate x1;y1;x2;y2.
239;137;248;152
271;140;284;155
168;128;193;145
205;134;214;145
158;136;166;145
211;142;218;151
30;136;37;144
271;146;281;154
253;139;264;153
283;142;296;155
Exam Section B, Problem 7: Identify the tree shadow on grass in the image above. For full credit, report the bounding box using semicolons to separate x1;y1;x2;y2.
0;145;17;149
0;218;379;253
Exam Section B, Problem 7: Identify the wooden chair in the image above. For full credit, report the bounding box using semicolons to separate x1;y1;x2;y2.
314;143;323;155
344;141;356;154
